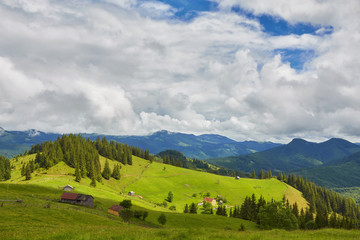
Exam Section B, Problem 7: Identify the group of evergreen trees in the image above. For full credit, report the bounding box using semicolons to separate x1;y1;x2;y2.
25;134;153;186
279;172;360;223
183;203;198;214
250;169;273;179
0;156;11;181
159;153;248;178
20;160;35;180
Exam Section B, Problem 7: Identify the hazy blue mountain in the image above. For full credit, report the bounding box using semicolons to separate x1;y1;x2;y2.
206;138;360;173
83;130;281;159
0;128;280;159
0;127;60;158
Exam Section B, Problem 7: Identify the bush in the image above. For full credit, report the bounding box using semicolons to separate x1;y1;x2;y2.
134;210;143;219
239;223;245;231
169;205;176;211
258;202;298;230
142;211;149;220
119;209;133;223
120;199;132;209
158;213;167;225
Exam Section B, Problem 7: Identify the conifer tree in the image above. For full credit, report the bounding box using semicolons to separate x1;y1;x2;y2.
251;169;256;179
75;163;81;182
184;204;189;213
21;163;26;176
189;203;197;214
102;159;111;180
258;169;265;179
112;164;121;180
25;163;31;180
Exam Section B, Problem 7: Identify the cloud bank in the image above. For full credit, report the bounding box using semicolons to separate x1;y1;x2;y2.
0;0;359;142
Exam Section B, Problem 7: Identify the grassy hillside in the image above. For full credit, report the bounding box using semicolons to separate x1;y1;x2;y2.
1;154;332;239
1;188;359;240
9;154;299;211
0;183;358;239
125;161;288;211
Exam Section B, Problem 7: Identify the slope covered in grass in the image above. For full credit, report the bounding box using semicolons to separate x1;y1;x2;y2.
124;161;296;211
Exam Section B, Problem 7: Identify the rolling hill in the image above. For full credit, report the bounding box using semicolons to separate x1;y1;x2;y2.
206;138;360;173
0;127;280;159
2;137;360;239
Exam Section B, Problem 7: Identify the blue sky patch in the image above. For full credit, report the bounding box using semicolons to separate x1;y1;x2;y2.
274;49;316;70
230;6;326;36
155;0;218;21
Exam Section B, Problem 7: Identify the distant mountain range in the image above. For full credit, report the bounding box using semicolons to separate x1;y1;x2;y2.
206;138;360;173
0;127;60;158
0;128;280;159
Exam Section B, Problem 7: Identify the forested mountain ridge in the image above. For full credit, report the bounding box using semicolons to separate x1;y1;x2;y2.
293;151;360;188
206;138;360;173
0;127;281;159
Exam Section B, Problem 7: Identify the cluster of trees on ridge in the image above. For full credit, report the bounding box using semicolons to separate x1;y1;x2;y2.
157;150;249;178
0;156;11;181
23;134;153;186
184;193;358;230
247;168;360;223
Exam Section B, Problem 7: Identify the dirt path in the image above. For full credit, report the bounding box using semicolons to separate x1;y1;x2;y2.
121;163;151;192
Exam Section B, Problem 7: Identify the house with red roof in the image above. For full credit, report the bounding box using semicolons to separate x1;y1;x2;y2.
204;197;216;206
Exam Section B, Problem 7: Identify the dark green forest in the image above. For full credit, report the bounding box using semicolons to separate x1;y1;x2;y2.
0;155;11;181
24;134;153;185
157;150;249;178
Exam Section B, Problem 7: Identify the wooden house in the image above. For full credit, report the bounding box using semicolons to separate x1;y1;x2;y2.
108;204;124;216
60;192;94;207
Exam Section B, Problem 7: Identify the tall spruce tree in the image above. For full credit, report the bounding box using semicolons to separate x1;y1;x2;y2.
25;163;31;180
112;164;121;180
102;159;111;180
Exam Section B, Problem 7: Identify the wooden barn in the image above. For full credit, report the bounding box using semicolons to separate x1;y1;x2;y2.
60;192;94;207
108;204;124;216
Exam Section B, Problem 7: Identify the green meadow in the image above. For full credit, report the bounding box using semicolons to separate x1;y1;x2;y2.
1;154;358;239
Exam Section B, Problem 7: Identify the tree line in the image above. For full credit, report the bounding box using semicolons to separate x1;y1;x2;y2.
0;156;11;181
278;172;360;224
158;150;249;178
25;134;153;186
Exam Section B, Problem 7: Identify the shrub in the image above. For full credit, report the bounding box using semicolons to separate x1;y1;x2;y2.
119;209;133;223
158;213;167;226
120;199;132;209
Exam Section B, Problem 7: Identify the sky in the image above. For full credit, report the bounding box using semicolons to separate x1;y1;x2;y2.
0;0;360;143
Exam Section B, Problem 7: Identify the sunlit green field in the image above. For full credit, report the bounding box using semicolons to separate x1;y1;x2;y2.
3;155;354;239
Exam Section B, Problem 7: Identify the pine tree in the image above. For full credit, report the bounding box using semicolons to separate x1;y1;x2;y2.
189;203;197;214
102;160;111;180
25;163;31;180
21;163;26;176
184;204;189;213
258;169;265;179
112;164;121;180
4;158;11;180
251;169;256;179
292;202;299;219
75;163;81;182
265;169;272;179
